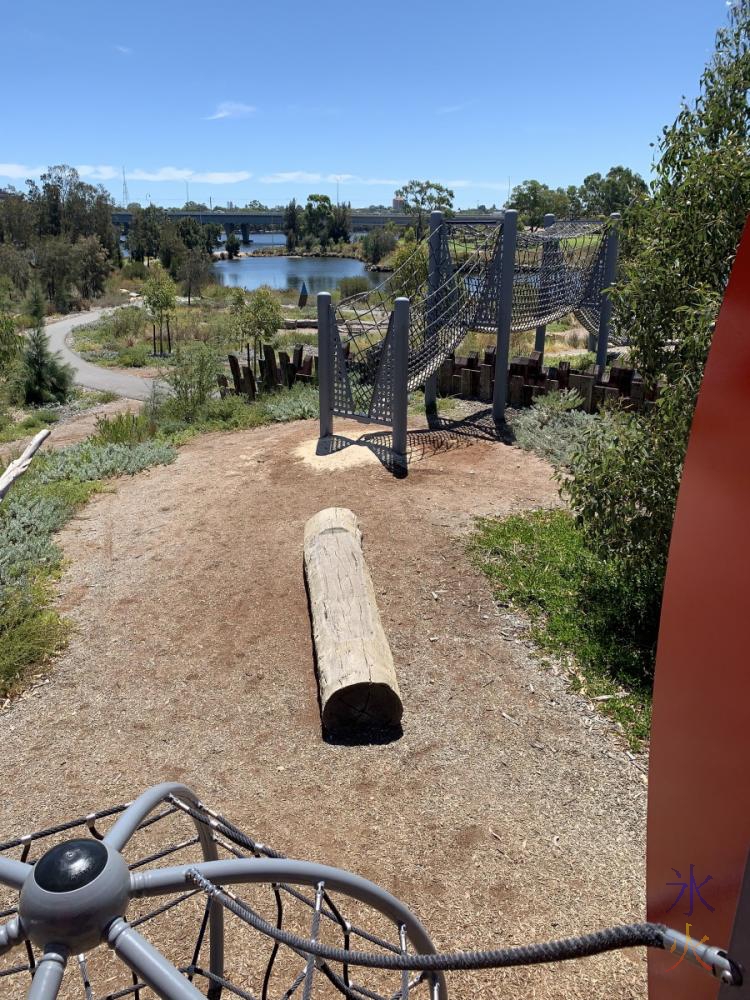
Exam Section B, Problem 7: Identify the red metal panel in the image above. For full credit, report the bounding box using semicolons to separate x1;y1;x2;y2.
648;217;750;999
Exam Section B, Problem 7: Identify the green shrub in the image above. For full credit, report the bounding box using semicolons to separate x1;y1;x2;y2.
190;395;267;431
165;344;219;420
471;509;653;748
338;276;370;299
0;434;177;696
261;384;319;422
551;351;597;371
0;491;72;586
0;408;62;444
93;411;156;445
110;306;146;341
562;3;750;673
388;240;428;299
35;440;176;483
0;580;69;695
117;345;149;367
511;390;595;469
360;228;398;264
122;261;147;280
20;409;60;429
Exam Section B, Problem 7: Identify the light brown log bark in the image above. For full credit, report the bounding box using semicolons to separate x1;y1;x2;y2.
304;507;402;733
0;429;50;502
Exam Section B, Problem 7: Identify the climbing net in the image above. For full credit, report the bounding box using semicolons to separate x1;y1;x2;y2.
0;785;739;999
331;218;609;423
512;220;608;335
332;223;502;422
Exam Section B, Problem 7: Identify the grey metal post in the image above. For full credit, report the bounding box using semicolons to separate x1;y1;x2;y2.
105;782;224;1000
317;292;334;440
26;948;68;1000
534;213;555;358
391;297;410;467
0;855;32;891
107;918;206;1000
492;209;518;422
424;210;444;416
0;916;24;956
595;212;621;369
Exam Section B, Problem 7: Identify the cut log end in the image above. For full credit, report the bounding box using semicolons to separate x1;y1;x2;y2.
322;682;403;734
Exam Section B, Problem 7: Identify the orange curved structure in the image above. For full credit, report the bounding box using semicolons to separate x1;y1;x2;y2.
648;217;750;999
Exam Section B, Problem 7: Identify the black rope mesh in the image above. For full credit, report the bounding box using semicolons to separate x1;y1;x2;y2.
331;217;611;422
0;790;684;999
0;795;438;999
513;220;607;334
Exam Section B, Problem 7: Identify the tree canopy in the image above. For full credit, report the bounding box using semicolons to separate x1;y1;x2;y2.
564;0;750;663
394;180;454;239
508;166;648;227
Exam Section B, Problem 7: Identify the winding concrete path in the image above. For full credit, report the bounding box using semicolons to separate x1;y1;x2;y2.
46;307;156;401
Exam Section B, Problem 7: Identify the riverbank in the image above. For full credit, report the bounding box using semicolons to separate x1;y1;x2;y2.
211;247;394;274
213;247;362;261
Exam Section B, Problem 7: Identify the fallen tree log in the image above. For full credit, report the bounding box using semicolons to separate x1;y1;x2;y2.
304;507;403;734
0;429;50;502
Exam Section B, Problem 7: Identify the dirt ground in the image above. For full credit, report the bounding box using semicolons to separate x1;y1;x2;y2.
0;415;647;999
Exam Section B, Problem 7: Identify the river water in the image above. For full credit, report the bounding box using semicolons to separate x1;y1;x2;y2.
212;232;377;294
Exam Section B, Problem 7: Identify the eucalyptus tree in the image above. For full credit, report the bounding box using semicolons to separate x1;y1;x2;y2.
394;180;454;239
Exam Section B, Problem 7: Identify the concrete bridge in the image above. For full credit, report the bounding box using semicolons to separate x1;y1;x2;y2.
111;209;416;242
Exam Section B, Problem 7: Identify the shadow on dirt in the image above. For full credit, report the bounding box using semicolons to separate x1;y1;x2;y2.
316;408;516;478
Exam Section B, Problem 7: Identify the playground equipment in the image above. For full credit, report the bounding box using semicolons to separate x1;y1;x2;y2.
0;782;740;1000
317;210;620;463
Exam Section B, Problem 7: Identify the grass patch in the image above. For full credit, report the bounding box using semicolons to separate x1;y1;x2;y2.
471;509;653;749
0;409;60;444
71;389;119;407
147;383;321;443
0;439;177;696
0;391;121;445
0;579;71;695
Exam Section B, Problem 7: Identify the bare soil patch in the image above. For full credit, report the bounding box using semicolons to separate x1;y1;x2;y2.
0;417;647;999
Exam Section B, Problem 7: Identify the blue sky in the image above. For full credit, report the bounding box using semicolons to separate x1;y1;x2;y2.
0;0;729;209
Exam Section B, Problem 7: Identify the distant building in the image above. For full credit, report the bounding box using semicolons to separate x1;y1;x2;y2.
392;196;405;211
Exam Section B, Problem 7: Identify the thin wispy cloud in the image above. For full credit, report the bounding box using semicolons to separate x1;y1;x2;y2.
259;172;403;186
439;178;510;192
0;164;251;185
436;101;475;115
127;167;252;184
77;164;119;181
259;171;324;184
0;163;45;179
115;45;132;55
0;163;507;196
204;101;256;121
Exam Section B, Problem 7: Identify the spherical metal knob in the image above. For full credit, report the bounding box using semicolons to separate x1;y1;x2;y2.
19;838;130;953
33;839;108;893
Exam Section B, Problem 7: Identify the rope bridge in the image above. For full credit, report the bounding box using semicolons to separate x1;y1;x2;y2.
324;214;612;435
